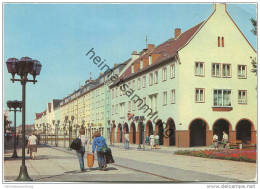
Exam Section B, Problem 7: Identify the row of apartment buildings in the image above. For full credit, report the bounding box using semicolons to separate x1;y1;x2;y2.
35;3;257;147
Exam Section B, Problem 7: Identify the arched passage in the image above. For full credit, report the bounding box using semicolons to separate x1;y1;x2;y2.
130;122;136;144
189;119;207;147
166;118;176;146
123;123;129;133
213;119;231;141
236;119;254;144
145;120;153;137
138;122;145;144
156;120;164;145
117;124;123;143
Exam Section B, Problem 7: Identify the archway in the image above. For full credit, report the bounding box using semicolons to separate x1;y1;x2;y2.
156;120;164;145
145;120;153;137
130;123;136;144
117;124;123;143
166;118;176;146
138;122;145;144
213;119;231;141
189;119;207;147
236;119;253;144
111;124;116;144
123;123;129;133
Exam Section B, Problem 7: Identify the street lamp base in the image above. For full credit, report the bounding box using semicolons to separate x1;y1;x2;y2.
16;165;32;181
11;151;18;158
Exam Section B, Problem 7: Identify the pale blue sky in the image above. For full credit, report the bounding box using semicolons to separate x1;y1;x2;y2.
3;3;257;126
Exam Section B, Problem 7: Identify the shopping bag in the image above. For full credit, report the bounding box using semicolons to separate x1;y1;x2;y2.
87;152;94;168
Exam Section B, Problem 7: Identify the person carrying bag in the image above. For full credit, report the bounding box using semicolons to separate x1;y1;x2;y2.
92;131;108;171
70;128;87;172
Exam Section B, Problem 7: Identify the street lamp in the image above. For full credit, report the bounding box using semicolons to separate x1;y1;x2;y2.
7;100;23;158
6;56;42;181
55;120;60;147
65;115;74;150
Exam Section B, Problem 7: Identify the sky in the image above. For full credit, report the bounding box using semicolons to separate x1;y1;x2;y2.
3;3;257;126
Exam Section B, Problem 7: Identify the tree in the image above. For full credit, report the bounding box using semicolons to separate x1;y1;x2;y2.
250;18;257;75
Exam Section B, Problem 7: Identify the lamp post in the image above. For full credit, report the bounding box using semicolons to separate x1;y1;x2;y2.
6;56;42;181
7;100;23;158
65;115;74;150
55;120;60;147
63;122;66;148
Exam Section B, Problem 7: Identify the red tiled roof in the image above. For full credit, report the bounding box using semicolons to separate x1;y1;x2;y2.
117;21;204;83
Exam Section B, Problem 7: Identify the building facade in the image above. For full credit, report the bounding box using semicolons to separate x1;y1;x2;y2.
110;3;257;147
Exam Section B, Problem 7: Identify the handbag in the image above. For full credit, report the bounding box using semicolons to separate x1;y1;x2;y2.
70;138;82;150
100;145;111;154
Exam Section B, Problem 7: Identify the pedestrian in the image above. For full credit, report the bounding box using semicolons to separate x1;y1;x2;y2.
124;131;129;149
212;133;218;150
145;135;150;145
27;131;38;160
155;133;159;149
222;131;229;149
149;133;155;150
76;128;87;172
92;131;107;171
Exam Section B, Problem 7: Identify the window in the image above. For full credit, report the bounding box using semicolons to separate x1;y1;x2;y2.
132;80;135;90
213;89;231;107
195;89;205;103
218;36;224;47
222;64;231;77
137;78;141;90
195;62;204;76
212;63;221;77
112;105;114;114
112;89;114;99
238;65;247;78
170;89;176;104
154;71;158;84
128;101;131;112
162;67;167;81
142;76;146;88
132;100;135;111
163;91;167;105
238;90;247;104
149;73;153;85
170;64;175;78
149;55;152;65
140;60;143;69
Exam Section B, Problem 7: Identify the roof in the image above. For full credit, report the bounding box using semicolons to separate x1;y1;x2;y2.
111;21;204;87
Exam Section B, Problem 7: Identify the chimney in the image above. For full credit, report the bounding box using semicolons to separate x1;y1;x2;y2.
131;51;140;60
147;44;155;51
100;72;103;76
114;64;118;68
174;28;181;39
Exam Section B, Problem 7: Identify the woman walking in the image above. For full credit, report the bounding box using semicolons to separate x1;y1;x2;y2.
76;128;87;172
92;131;107;171
27;132;38;160
149;133;155;150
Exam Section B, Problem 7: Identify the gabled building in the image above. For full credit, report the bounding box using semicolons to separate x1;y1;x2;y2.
110;3;256;147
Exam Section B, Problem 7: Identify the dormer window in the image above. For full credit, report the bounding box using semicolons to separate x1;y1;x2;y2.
149;55;152;65
131;64;134;73
140;60;143;69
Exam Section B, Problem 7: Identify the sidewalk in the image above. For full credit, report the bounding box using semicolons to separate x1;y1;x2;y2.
3;144;169;182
